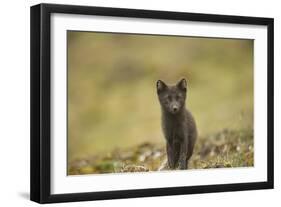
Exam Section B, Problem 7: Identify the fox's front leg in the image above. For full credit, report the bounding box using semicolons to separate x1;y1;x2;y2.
179;137;189;169
166;141;177;169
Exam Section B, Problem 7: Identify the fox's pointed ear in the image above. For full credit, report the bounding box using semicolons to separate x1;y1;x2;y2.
176;78;187;92
156;80;167;94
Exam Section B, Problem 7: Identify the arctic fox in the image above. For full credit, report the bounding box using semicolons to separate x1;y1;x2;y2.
157;78;197;169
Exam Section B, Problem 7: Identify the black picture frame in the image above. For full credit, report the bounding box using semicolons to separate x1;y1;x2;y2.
30;3;274;204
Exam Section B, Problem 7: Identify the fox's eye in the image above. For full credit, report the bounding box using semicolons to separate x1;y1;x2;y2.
176;95;181;100
167;95;172;100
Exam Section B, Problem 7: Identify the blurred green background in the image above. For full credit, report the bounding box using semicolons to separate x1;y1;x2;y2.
67;31;253;162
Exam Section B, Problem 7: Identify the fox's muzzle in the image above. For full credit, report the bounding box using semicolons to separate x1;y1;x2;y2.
171;103;180;113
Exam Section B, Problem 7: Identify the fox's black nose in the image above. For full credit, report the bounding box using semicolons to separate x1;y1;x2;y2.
173;106;178;112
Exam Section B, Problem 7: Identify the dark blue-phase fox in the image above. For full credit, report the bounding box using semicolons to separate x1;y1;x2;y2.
157;78;197;169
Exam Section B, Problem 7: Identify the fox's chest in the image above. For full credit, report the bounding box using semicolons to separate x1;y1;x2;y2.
162;119;186;142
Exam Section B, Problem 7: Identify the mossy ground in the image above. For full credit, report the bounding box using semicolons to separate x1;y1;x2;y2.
68;128;253;175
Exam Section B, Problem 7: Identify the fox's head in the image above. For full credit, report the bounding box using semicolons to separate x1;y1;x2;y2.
156;78;187;114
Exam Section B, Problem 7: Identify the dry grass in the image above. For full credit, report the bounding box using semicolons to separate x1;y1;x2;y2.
68;128;253;175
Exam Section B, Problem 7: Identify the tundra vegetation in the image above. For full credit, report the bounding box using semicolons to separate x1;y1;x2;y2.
67;32;253;175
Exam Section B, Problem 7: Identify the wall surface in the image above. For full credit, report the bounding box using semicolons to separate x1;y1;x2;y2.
0;0;279;206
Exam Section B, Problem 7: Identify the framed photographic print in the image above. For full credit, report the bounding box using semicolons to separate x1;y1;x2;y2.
30;3;274;203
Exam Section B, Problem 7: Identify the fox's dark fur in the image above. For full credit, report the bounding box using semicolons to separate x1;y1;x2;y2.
157;78;197;169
